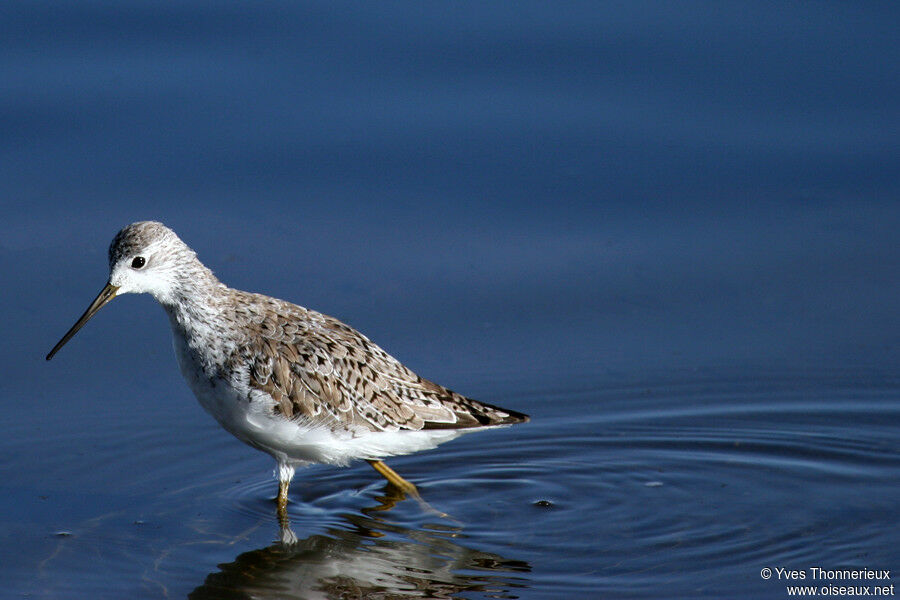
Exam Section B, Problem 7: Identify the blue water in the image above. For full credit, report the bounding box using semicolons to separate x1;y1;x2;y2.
1;2;898;598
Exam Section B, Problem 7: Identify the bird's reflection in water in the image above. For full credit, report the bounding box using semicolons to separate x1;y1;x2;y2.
189;486;531;599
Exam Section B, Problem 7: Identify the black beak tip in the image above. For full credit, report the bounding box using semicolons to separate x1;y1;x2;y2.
45;282;118;364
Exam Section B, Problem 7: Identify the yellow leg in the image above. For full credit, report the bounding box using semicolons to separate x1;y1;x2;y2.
367;460;419;496
277;479;290;521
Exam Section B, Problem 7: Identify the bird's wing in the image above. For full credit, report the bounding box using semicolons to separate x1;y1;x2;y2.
231;295;526;432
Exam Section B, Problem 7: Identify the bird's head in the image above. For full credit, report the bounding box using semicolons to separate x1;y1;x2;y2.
46;221;199;360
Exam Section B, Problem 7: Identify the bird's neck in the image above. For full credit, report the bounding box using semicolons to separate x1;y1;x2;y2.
162;270;237;375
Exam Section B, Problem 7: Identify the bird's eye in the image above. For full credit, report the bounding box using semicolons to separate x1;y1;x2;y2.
131;256;146;269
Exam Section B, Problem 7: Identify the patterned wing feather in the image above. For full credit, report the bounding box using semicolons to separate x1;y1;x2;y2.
233;294;528;432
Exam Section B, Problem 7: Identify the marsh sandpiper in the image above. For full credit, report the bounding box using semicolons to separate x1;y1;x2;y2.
47;221;528;517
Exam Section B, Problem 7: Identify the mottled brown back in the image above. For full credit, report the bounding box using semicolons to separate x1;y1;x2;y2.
225;291;529;433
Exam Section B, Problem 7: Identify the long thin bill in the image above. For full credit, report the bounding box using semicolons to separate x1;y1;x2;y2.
46;282;119;361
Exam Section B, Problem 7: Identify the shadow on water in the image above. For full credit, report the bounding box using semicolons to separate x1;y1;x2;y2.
188;487;531;600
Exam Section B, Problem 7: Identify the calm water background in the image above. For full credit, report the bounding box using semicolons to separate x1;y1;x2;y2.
1;2;898;598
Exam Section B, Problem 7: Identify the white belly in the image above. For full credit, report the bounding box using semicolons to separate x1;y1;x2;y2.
170;331;466;467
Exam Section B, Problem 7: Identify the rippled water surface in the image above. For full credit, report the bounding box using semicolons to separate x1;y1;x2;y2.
1;2;898;599
4;369;898;598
